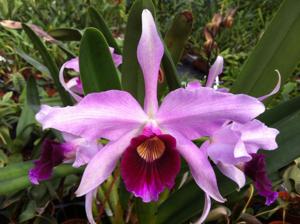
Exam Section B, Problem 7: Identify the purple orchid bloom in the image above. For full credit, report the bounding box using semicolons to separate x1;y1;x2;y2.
244;153;278;205
29;139;70;184
35;10;266;223
203;120;279;187
29;136;101;184
188;56;279;220
59;47;122;102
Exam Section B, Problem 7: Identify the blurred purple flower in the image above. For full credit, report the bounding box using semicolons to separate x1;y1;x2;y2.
59;48;122;102
29;139;70;184
244;153;278;205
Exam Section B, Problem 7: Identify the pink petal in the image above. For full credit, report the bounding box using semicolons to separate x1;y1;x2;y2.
65;57;80;72
63;137;102;168
205;56;223;88
169;130;225;202
156;87;265;140
194;193;211;224
121;134;180;202
36;90;147;141
85;189;97;224
59;58;82;102
66;77;84;95
186;80;202;90
232;120;279;153
217;162;246;189
137;9;164;115
258;70;281;101
109;47;123;67
75;129;139;196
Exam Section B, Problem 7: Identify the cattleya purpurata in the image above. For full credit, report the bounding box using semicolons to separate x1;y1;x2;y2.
34;10;279;223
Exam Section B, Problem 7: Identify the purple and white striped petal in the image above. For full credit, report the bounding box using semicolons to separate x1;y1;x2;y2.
137;9;164;116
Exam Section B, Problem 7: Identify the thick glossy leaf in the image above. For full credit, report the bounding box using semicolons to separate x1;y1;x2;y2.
87;7;121;54
0;164;83;195
259;96;300;125
121;0;155;103
16;76;40;139
79;28;121;94
161;46;180;91
22;24;73;106
157;105;300;223
48;28;82;41
164;11;193;64
231;0;300;101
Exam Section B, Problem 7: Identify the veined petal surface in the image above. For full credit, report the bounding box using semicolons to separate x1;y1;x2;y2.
156;87;265;139
36;90;148;140
76;129;139;196
168;130;225;202
137;9;164;115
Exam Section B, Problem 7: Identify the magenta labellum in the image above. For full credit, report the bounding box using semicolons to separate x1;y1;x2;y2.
121;133;180;202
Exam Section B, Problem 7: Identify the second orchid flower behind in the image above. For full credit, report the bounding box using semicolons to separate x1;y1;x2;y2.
34;10;279;224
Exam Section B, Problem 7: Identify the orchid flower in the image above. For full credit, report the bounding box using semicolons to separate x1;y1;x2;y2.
186;56;280;222
59;47;122;102
36;10;266;223
29;137;101;185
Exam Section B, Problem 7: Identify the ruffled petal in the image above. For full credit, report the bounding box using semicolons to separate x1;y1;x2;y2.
36;90;147;141
156;87;265;139
244;154;278;205
205;56;224;88
121;134;180;202
76;129;139;197
29;139;68;184
137;9;164;115
63;137;102;168
233;120;279;153
169;130;225;202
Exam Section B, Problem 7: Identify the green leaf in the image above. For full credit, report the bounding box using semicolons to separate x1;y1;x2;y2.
135;199;157;224
164;11;193;64
87;6;121;54
259;95;300;125
22;24;73;106
79;28;121;94
161;47;180;91
26;76;40;114
16;76;40;139
231;0;300;102
121;0;155;103
157;106;300;224
15;48;50;77
0;163;83;195
48;28;82;41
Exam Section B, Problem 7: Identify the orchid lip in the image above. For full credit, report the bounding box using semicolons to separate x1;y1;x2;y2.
136;136;166;162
